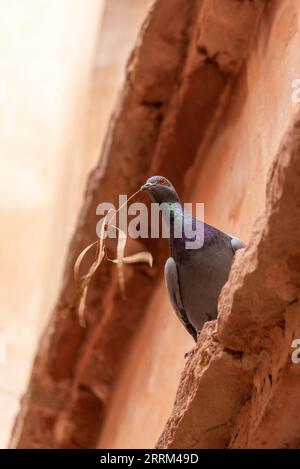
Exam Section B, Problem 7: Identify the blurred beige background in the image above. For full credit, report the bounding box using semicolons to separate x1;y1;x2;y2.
0;0;149;447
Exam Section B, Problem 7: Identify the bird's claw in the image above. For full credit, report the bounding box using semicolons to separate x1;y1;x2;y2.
184;331;201;359
184;347;197;359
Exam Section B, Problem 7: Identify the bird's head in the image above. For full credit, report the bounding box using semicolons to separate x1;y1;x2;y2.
140;176;180;204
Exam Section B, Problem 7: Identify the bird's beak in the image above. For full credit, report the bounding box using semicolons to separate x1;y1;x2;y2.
140;182;153;192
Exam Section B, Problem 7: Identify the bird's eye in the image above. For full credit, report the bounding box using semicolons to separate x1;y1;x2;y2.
158;178;166;185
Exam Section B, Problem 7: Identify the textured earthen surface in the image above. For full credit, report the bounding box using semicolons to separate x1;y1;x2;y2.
10;0;300;449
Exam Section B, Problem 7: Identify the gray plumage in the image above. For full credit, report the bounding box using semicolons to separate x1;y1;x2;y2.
141;175;245;341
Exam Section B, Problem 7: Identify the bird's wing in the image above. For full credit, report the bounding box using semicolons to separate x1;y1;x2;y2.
164;257;197;341
228;234;246;253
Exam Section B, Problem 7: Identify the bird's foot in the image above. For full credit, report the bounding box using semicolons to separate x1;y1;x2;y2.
184;331;201;359
184;346;197;360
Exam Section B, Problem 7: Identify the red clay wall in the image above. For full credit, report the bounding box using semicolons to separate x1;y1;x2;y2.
99;0;300;448
11;0;300;449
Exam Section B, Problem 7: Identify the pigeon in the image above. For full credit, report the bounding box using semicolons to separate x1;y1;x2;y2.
141;175;245;341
